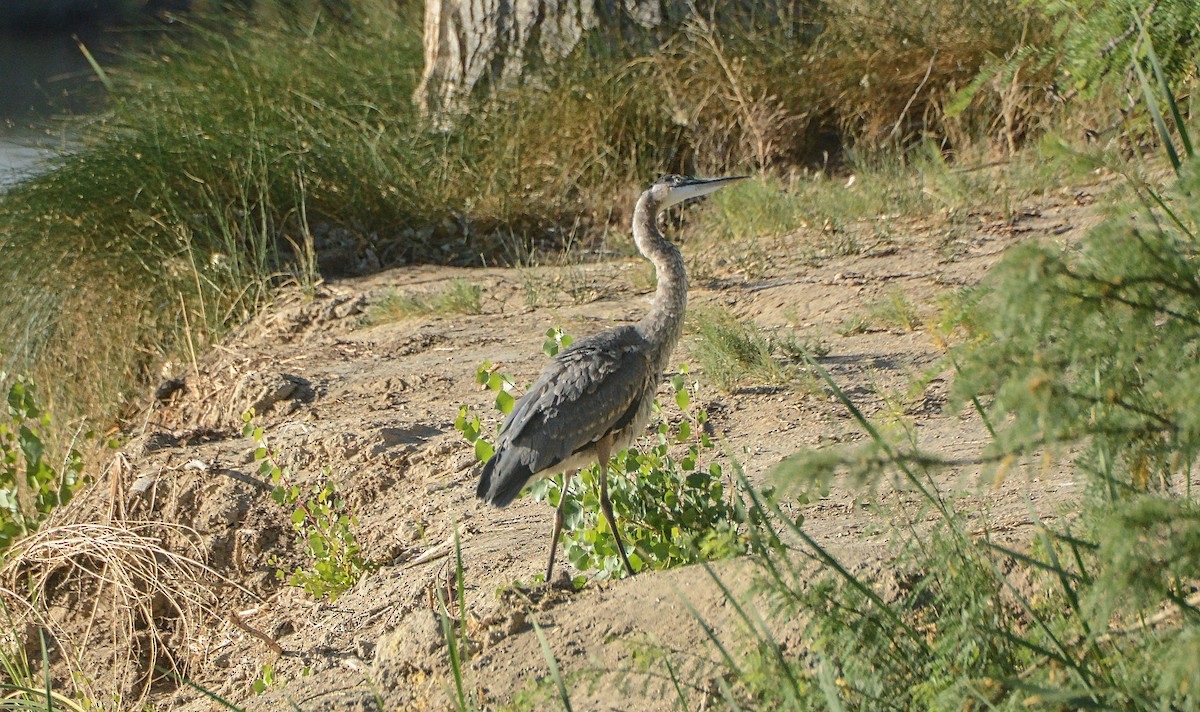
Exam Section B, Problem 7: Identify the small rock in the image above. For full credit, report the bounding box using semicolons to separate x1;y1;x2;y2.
374;610;443;669
355;639;376;660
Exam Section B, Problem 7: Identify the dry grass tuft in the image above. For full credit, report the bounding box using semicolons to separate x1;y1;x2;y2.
0;521;234;704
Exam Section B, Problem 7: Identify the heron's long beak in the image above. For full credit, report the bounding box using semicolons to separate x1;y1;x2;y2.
662;175;749;208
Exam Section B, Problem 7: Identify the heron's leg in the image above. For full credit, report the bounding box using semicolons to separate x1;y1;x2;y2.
545;471;574;582
596;435;636;577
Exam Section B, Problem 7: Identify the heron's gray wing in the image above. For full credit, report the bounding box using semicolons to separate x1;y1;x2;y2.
477;326;652;506
504;326;651;463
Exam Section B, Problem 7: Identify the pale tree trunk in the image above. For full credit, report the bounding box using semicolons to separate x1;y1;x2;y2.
415;0;677;120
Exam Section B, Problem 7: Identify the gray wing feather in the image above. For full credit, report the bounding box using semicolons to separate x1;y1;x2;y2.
500;326;651;472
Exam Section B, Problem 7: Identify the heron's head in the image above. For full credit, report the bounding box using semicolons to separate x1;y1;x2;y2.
648;174;748;210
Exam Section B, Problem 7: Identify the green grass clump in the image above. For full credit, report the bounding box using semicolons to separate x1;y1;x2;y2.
364;279;483;324
687;307;821;392
868;289;924;333
0;4;427;428
953;126;1199;496
839;290;929;335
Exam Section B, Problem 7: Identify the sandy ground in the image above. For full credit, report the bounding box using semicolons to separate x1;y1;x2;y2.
38;178;1109;709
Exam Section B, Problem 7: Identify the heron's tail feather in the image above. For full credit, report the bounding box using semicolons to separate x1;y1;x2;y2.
476;449;532;508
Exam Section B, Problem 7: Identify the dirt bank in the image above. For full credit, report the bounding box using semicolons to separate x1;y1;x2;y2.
34;179;1106;709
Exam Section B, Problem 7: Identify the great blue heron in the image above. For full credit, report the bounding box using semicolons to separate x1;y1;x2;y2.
476;174;747;580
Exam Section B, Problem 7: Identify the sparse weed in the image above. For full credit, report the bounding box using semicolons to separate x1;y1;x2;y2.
687;307;823;393
553;267;605;306
836;313;872;337
438;279;486;315
243;412;373;601
364;279;484;324
840;289;925;336
865;289;923;333
517;269;549;309
932;286;984;348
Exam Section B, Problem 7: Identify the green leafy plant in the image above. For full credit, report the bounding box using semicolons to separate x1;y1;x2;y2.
0;373;85;552
243;411;373;601
455;329;756;580
539;371;759;579
1033;0;1200;101
251;663;279;696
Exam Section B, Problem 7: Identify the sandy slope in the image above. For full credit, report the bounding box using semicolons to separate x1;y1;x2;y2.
49;181;1105;709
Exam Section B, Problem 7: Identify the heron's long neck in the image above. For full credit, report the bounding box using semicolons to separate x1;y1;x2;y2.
633;193;688;364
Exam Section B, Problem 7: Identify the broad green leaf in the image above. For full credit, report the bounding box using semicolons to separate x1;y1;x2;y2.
496;389;515;414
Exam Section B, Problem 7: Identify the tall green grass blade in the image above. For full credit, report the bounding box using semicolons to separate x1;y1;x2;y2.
38;628;49;712
0;687;84;712
675;588;745;679
1133;8;1193;161
986;558;1101;695
991;627;1074;672
453;528;468;681
983;541;1085;580
662;655;690;711
800;353;951;522
739;462;930;651
698;560;803;705
948;352;998;439
531;619;573;712
437;589;469;712
1035;529;1113;688
1132;58;1181;175
73;36;113;93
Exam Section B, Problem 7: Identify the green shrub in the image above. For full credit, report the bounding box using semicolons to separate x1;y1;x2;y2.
689;46;1200;710
952;162;1200;496
1034;0;1200;100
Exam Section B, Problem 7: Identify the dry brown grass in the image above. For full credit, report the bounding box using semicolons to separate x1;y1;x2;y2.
813;0;1058;154
0;519;237;704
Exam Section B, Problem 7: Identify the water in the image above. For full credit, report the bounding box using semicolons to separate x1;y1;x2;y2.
0;30;107;188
